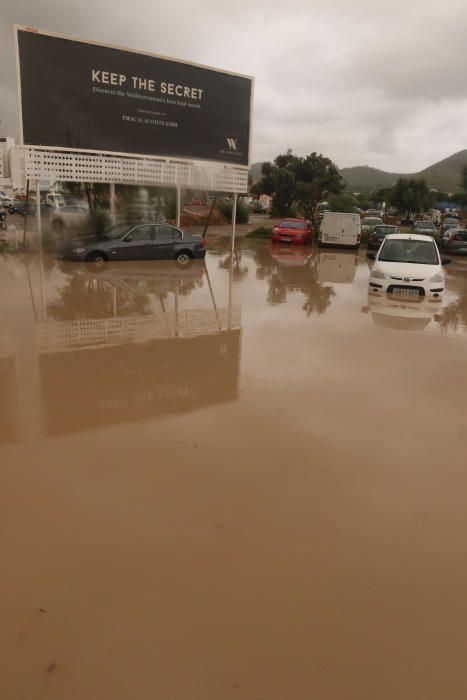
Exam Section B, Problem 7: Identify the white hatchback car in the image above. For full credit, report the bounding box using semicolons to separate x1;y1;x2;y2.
368;233;449;301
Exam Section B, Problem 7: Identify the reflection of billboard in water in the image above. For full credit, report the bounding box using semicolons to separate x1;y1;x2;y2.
40;330;241;437
0;357;18;446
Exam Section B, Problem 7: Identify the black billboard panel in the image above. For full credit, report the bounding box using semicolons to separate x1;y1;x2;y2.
16;28;252;166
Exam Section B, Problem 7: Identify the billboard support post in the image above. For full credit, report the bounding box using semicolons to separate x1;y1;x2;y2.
36;178;42;240
231;192;237;255
176;186;181;227
109;182;116;221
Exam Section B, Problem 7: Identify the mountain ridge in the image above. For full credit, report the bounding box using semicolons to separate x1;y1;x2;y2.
250;149;467;194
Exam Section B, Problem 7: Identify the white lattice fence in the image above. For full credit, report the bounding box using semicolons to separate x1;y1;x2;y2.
16;147;248;193
39;308;241;351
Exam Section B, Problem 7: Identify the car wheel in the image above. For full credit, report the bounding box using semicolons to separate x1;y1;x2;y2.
8;208;15;215
85;251;107;270
175;250;193;266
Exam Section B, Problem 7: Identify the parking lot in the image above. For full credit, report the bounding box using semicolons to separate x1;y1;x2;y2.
1;239;467;699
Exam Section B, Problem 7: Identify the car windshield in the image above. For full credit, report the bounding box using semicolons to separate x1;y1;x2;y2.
279;220;305;229
102;223;131;239
379;239;439;265
363;218;382;224
374;227;395;235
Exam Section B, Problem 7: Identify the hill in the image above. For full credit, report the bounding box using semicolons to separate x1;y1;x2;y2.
339;165;400;193
250;162;264;182
250;150;467;194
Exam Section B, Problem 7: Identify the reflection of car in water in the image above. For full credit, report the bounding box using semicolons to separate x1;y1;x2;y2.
61;259;205;297
316;250;358;284
362;294;442;331
270;245;313;267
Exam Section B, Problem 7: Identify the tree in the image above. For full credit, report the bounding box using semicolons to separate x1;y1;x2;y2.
328;192;357;213
255;149;344;219
388;177;435;218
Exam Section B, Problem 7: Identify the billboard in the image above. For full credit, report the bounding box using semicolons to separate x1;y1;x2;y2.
15;27;253;166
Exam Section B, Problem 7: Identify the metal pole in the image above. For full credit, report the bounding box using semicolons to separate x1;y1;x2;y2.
204;259;222;331
36;179;42;242
231;192;237;256
176;186;181;227
22;178;30;246
228;248;233;330
110;182;116;222
35;179;46;320
202;195;217;239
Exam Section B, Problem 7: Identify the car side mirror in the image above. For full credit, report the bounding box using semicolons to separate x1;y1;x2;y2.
367;252;376;260
442;258;451;265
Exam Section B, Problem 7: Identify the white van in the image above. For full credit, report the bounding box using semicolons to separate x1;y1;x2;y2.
45;192;65;209
318;212;361;249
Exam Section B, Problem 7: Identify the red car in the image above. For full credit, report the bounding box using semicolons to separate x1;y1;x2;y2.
272;218;314;244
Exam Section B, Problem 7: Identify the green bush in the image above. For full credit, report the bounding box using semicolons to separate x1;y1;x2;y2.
218;200;249;224
246;226;273;239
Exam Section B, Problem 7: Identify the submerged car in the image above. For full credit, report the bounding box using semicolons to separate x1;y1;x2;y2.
443;228;467;255
271;218;314;244
57;222;206;266
367;224;400;250
412;220;437;236
361;216;384;233
367;233;450;300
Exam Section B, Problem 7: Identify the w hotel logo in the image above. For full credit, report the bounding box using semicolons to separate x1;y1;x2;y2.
226;137;238;151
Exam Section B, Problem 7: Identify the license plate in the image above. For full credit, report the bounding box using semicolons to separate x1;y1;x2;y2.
392;288;419;297
280;237;291;242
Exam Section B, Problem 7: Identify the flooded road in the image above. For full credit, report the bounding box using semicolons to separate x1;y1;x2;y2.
1;240;467;699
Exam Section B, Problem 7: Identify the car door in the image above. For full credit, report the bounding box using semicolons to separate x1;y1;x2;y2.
117;225;155;260
153;224;177;259
455;231;467;254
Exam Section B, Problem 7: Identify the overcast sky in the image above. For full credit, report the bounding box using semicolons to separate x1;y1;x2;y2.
1;0;467;172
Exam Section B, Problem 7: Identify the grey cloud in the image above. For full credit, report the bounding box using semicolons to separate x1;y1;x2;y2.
1;0;467;173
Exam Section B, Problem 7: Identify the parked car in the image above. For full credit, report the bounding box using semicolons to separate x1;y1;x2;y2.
318;211;361;248
45;193;66;209
443;228;467;255
6;199;22;214
0;204;6;222
412;220;437;236
442;217;461;234
367;209;383;218
367;233;449;300
51;205;91;233
361;216;383;233
271;218;314;244
1;195;17;209
367;224;400;250
57;222;206;267
254;201;270;214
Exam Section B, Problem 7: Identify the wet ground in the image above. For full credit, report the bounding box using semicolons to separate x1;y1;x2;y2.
1;240;467;699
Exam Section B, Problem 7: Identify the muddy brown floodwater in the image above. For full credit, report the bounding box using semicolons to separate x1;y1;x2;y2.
1;240;467;700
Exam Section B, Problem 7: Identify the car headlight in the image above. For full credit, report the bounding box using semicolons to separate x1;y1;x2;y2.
429;272;444;282
72;247;86;254
370;268;386;279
